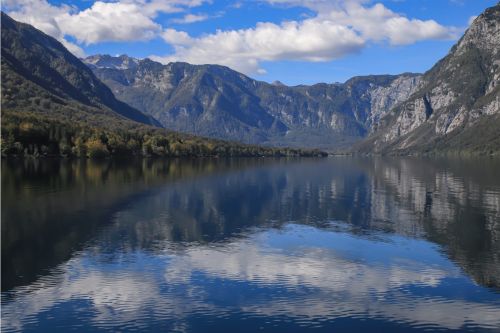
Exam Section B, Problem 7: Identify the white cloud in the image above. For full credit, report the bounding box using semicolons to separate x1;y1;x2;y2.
325;2;456;45
128;0;212;16
5;0;86;57
152;0;456;74
154;18;365;74
172;13;210;24
4;0;211;55
161;29;194;45
230;2;244;9
57;2;161;45
5;0;457;73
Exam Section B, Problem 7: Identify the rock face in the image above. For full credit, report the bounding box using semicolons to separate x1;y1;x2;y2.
82;3;499;153
84;54;140;70
85;56;420;149
360;4;500;154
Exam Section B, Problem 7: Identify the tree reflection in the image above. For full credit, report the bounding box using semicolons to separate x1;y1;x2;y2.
2;157;499;292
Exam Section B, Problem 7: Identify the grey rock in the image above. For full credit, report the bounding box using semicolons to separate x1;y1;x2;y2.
84;55;420;149
362;3;500;154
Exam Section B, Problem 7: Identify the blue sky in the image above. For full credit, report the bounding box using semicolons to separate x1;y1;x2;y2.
5;0;497;85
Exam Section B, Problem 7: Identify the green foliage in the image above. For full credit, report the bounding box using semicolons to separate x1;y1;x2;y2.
86;138;109;158
0;13;326;159
1;12;157;126
1;110;327;158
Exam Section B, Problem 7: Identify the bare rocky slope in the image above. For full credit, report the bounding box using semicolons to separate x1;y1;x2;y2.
83;3;499;154
85;55;420;150
357;3;500;155
2;12;323;158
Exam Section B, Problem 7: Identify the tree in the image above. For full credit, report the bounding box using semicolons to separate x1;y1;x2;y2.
86;138;109;158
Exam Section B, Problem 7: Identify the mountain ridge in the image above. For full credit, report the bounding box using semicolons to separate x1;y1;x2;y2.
1;12;160;127
85;55;421;149
1;12;325;158
3;2;499;155
82;3;500;154
356;3;500;155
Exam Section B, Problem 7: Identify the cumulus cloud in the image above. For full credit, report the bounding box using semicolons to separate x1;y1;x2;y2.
154;18;365;74
161;29;194;45
58;2;161;45
4;0;210;55
4;0;86;57
152;0;457;74
326;2;456;45
5;0;457;74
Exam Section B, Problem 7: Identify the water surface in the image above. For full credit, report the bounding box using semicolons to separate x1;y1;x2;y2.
2;157;500;332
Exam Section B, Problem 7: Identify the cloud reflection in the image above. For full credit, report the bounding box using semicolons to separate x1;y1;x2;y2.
3;225;500;332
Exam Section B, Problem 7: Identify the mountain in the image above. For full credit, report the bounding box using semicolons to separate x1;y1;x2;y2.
1;12;160;128
85;55;421;149
357;4;500;155
5;2;498;155
85;54;140;70
1;12;324;158
84;4;500;154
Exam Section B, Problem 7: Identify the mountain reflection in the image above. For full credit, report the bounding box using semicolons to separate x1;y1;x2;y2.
93;157;500;289
3;158;500;291
1;158;283;290
2;157;500;332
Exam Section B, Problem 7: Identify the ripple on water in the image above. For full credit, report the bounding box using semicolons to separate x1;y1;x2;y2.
3;158;500;332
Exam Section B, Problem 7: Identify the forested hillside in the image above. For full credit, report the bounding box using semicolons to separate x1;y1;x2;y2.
1;13;325;158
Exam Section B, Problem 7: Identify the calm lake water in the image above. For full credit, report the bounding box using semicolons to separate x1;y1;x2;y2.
2;157;500;332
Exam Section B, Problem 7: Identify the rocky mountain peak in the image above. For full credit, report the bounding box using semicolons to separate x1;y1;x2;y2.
455;4;499;56
358;3;500;154
86;56;422;149
81;3;499;153
83;54;140;70
272;80;286;87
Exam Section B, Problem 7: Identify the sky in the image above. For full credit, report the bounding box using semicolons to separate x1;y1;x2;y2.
3;0;498;85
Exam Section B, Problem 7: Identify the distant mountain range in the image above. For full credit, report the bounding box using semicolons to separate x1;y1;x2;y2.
1;3;499;155
1;12;321;158
84;55;421;150
83;3;499;154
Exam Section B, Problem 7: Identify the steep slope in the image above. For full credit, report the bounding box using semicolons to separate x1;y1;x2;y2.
359;4;500;155
86;55;420;149
1;13;324;158
1;12;159;127
256;74;421;148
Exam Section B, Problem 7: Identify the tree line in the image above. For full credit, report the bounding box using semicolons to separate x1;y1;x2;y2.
1;111;327;158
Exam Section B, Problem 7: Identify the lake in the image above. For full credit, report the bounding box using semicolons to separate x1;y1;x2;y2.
2;157;500;332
